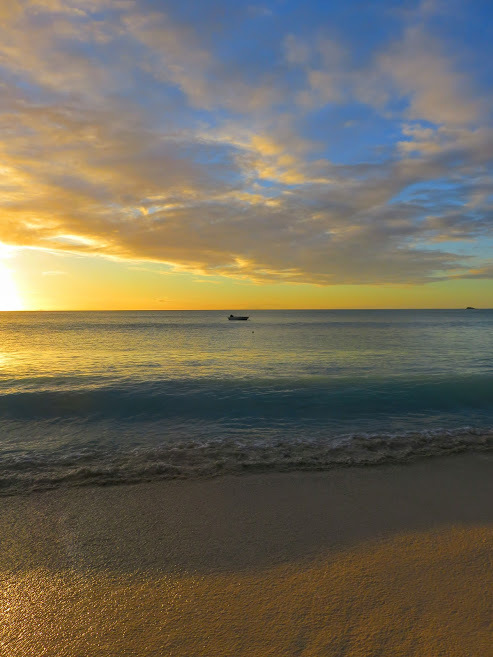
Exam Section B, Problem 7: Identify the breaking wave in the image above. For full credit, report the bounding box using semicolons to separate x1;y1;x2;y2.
0;427;491;496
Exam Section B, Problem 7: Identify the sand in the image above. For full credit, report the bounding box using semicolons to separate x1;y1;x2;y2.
0;453;492;656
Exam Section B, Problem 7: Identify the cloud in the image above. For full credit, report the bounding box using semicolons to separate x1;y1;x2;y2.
284;34;311;65
377;27;482;126
0;0;491;289
459;264;493;279
123;8;282;113
282;20;485;128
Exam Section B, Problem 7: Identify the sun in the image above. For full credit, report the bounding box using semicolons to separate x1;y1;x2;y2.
0;263;23;310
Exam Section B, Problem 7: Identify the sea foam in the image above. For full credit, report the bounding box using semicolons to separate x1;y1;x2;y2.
0;427;491;495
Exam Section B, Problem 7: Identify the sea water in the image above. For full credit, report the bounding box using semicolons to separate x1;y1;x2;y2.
0;309;492;493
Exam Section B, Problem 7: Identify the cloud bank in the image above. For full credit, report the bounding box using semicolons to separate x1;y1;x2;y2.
0;0;492;285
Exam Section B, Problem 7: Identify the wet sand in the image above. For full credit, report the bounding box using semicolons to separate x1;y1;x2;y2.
0;453;492;656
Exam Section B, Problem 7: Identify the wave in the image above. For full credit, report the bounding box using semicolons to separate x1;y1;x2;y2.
1;374;493;421
0;427;491;496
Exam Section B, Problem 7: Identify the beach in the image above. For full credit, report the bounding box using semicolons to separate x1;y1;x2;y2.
1;453;491;656
2;0;493;649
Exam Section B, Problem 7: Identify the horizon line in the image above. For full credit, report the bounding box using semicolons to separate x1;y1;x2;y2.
1;307;489;312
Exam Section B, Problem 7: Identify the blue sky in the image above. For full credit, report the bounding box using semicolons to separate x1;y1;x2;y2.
0;0;492;308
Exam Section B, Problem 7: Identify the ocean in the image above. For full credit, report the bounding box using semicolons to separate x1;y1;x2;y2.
0;309;492;494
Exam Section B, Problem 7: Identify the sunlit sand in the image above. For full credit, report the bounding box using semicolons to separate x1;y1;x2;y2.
1;526;491;657
0;455;491;656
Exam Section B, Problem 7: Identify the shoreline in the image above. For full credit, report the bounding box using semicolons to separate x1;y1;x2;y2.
1;453;492;655
1;452;491;573
1;426;492;498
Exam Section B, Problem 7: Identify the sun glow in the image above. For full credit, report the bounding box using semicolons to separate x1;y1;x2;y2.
0;246;23;310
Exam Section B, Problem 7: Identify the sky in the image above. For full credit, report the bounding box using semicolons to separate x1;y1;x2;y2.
0;0;492;310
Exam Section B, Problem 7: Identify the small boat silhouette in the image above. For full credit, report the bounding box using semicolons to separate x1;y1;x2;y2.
228;314;249;320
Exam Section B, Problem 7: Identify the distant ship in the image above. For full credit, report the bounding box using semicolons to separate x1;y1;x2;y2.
228;314;249;320
465;306;475;310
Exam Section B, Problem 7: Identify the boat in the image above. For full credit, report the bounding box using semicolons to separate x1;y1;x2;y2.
465;306;475;310
228;314;249;320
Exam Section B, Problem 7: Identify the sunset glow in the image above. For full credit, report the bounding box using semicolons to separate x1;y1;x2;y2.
0;267;22;311
0;0;492;309
0;245;23;310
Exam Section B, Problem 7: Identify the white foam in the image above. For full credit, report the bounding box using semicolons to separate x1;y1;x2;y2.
0;427;492;496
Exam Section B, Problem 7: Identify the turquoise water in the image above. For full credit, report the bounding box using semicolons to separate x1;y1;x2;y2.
0;310;492;492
